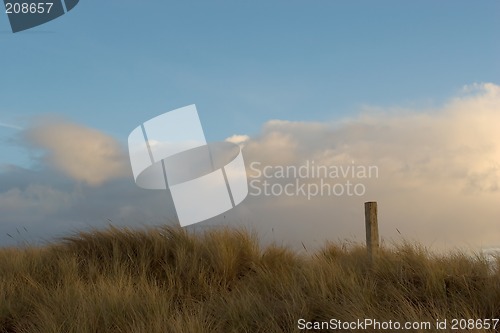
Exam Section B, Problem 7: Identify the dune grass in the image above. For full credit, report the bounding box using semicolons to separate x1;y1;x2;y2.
0;226;499;332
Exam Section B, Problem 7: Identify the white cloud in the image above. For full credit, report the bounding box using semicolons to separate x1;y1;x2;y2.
237;82;500;251
23;119;129;186
225;134;250;146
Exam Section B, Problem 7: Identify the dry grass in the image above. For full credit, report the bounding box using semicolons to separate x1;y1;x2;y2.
0;226;499;332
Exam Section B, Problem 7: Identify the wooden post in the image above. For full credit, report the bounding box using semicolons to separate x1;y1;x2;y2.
365;201;379;259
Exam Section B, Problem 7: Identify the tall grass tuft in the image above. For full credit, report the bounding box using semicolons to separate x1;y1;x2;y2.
0;226;499;332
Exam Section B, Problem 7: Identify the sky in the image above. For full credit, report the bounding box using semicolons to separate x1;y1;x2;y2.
0;1;499;253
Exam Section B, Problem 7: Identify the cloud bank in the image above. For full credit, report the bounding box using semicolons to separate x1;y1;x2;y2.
238;83;500;251
0;83;499;253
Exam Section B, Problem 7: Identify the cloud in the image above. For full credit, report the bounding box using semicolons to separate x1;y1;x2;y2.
244;83;500;193
225;134;250;146
0;84;499;253
22;118;130;186
0;184;74;214
236;82;500;251
0;165;177;247
0;119;176;246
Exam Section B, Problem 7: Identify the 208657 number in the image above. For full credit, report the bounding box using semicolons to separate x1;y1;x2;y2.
451;318;499;330
5;2;53;14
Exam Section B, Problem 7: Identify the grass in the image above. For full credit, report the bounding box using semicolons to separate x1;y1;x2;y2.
0;226;499;332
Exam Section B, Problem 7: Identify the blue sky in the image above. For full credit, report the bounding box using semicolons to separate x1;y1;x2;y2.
0;1;499;251
1;1;498;144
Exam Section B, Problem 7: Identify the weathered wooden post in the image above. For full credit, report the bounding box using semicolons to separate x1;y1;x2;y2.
364;201;379;260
